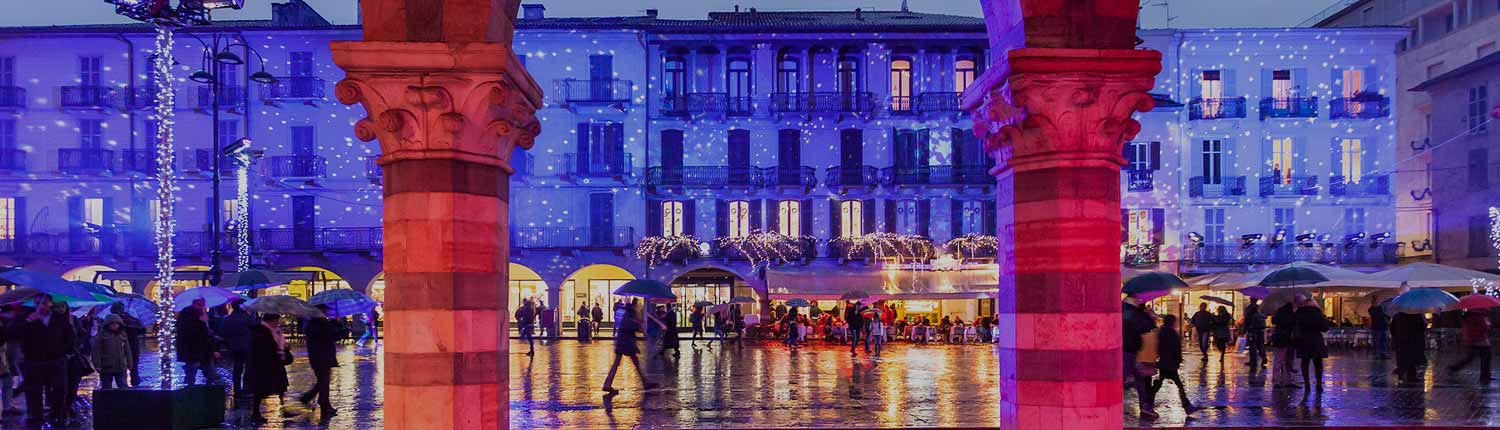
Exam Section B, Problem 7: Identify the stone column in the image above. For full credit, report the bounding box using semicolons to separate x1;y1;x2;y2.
970;48;1160;430
331;33;542;430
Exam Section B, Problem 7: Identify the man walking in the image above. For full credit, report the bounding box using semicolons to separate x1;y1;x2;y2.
845;302;866;357
219;299;256;397
176;299;221;385
1368;303;1390;359
1244;298;1267;368
22;295;73;427
300;305;341;419
1189;303;1213;360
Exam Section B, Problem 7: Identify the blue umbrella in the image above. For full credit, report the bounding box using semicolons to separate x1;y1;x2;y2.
1259;267;1331;287
1386;288;1459;314
0;268;93;300
613;280;675;300
309;289;378;318
1122;272;1188;298
101;293;161;326
173;287;246;311
784;298;811;308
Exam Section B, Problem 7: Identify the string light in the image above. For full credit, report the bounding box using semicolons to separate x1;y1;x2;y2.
715;231;809;268
151;24;179;388
234;162;251;271
635;235;704;267
834;232;934;262
1475;207;1500;296
945;233;998;260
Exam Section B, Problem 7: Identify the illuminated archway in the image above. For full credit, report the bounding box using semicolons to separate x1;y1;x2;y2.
558;264;635;330
262;266;352;301
141;265;212;301
61;264;116;283
507;263;547;322
666;267;761;328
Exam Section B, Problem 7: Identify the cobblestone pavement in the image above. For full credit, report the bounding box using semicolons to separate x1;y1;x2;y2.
3;338;1497;429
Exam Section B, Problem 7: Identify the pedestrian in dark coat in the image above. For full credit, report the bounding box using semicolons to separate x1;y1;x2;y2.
655;305;680;359
1122;297;1158;420
299;306;341;418
1293;299;1329;390
246;314;290;425
1244;298;1267;367
22;295;73;426
1189;303;1213;359
175;303;221;385
845;303;866;356
1390;311;1428;383
1369;304;1391;359
602;302;658;394
92;314;133;390
219;299;256;396
1270;303;1299;387
1212;306;1233;363
108;301;145;386
1151;314;1196;412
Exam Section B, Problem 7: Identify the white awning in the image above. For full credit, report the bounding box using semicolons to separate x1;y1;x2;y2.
766;265;999;300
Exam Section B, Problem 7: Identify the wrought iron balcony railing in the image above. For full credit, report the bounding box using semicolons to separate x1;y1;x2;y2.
261;76;326;101
60;86;115;109
770;92;877;113
879;165;991;186
889;95;913;115
645;166;762;187
512;227;635;250
761;166;817;188
1329;174;1390;196
1189;243;1397;265
1259;97;1319;119
257;227;383;252
0;86;26;109
119;148;158;175
58;148;114;173
0;149;26;172
1126;169;1154;192
916;92;963;113
659;93;750;116
557;79;632;103
1258;175;1319;197
1188;97;1247;120
264;155;327;178
1330;95;1390;119
1188;176;1247;198
559;152;632;178
123;86;167;110
824;165;880;188
195;86;246;110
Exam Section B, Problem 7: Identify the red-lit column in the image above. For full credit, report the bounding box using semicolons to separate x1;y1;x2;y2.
331;9;542;427
971;48;1160;430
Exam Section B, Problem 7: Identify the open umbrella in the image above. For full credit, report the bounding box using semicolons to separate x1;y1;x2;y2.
0;287;43;306
784;298;811;308
840;290;870;301
1238;286;1273;300
173;287;246;311
101;293;160;326
309;289;378;318
692;300;713;308
1451;294;1500;311
1123;272;1188;300
729;296;755;304
1259;289;1308;312
219;269;286;291
244;295;324;318
1373;263;1500;290
613;280;675;300
1386;288;1459;314
68;281;119;302
1258;266;1331;287
1201;295;1233;306
0;268;94;301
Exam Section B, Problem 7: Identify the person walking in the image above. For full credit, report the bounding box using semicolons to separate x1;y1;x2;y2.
246;314;291;425
91;315;132;390
2;305;24;417
781;307;801;350
655;305;680;359
176;301;222;385
1122;295;1158;420
1244;298;1267;368
299;305;340;419
1368;304;1390;359
220;299;256;398
602;302;658;395
516;299;537;356
1151;314;1197;413
1446;310;1493;384
1270;301;1299;388
0;307;11;419
1212;306;1233;364
1294;298;1330;391
845;302;866;356
689;305;706;349
577;303;592;342
1390;311;1428;384
1190;303;1213;360
108;302;145;387
21;295;73;427
592;303;605;335
867;307;885;354
538;304;555;340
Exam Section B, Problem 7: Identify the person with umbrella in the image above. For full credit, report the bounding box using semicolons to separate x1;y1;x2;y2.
1294;295;1330;391
1243;298;1267;369
299;304;340;420
1189;303;1214;361
1269;295;1301;388
1150;314;1198;414
219;299;256;398
602;299;658;395
1446;307;1494;384
21;294;74;426
1389;309;1428;384
844;301;866;356
177;299;222;386
246;313;291;425
1122;293;1158;420
1211;306;1234;364
781;305;801;350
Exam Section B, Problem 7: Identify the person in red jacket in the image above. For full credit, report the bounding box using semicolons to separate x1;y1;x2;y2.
1447;310;1493;384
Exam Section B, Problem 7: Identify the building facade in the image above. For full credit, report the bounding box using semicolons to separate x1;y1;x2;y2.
1411;55;1500;270
0;1;1403;331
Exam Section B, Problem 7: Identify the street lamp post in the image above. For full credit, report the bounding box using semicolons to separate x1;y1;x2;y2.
184;32;274;286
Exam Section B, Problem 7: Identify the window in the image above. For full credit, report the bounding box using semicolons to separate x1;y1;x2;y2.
1204;208;1226;244
1126;209;1153;247
777;200;801;237
776;56;799;93
1340;138;1363;182
1470;85;1490;134
79;56;101;86
662;201;686;236
1471;215;1492;257
1270;137;1295;184
0;119;15;150
218;120;239;152
0;57;14;86
79;119;103;149
1470;149;1489;190
0;198;14;243
1344;208;1366;237
1341;68;1366;101
959;200;985;236
83;197;104;228
893;200;918;235
954;57;976;92
1126;141;1152;171
1271;69;1292;107
663;55;686;101
1274;208;1296;238
726;200;750;238
222;199;238;232
289;51;314;77
216;62;238;88
890;58;912;112
584;122;622;172
1200;70;1224;117
727;58;751;112
839;200;863;238
1201;139;1223;185
837;55;860;95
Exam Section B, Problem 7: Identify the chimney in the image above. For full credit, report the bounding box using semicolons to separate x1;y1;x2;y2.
855;8;862;20
645;9;658;18
522;4;545;20
734;5;740;13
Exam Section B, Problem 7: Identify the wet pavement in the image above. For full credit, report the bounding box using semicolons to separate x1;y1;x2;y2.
2;338;1497;428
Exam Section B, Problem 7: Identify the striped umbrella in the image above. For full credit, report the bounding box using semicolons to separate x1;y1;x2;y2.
309;289;378;318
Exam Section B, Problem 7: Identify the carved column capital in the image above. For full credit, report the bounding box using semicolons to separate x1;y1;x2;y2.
970;48;1162;174
331;41;542;174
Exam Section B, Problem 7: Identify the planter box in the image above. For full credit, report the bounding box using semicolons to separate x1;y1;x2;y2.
93;384;226;430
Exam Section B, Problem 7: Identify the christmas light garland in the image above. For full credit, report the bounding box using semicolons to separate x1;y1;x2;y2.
945;234;998;260
635;235;704;267
716;231;808;268
1475;207;1500;296
833;232;934;262
234;162;250;272
151;25;179;388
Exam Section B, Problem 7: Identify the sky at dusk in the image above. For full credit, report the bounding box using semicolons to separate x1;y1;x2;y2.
3;0;1344;29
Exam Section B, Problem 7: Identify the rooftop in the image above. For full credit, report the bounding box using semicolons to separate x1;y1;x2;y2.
1410;51;1500;91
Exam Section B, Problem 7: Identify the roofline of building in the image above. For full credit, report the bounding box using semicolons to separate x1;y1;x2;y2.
1410;51;1500;92
1308;0;1376;28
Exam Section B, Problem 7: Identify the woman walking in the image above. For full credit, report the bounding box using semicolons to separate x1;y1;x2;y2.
1151;315;1197;413
689;305;706;349
1212;306;1233;364
1294;297;1330;391
246;314;291;425
781;307;801;350
656;305;680;359
602;302;658;394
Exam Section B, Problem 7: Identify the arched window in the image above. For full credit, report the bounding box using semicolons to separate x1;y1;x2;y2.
955;56;977;92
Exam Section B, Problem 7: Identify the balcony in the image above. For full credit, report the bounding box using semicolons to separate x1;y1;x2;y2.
560;153;632;179
122;86;166;110
719;236;817;262
1188;97;1247;120
770;92;877;114
257;227;383;252
60;86;115;109
916;92;963;114
264;155;327;178
1189;243;1397;265
185;149;236;174
58;148;114;173
824;165;880;188
195;86;246;111
0;86;25;109
0;149;26;172
1258;97;1318;119
512;227;635;250
1330;95;1390;119
1125;169;1154;192
645;166;761;187
879;165;991;187
260;76;326;101
889;95;914;115
365;156;381;184
119;148;158;175
557;79;632;104
762;166;817;188
1188;176;1247;198
1258;175;1319;197
1123;244;1160;267
168;231;225;257
659;93;751;116
1329;174;1390;196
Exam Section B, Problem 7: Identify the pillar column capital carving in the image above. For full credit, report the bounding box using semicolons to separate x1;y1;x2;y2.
971;48;1162;174
331;41;542;174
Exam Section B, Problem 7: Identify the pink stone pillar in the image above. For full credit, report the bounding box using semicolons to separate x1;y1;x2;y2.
331;31;541;430
969;48;1160;430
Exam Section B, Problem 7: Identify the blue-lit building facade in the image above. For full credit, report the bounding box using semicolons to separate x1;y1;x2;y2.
0;1;1404;328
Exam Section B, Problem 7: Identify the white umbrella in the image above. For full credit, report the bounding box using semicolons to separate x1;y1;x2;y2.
1189;271;1251;290
1372;262;1500;290
1219;262;1394;294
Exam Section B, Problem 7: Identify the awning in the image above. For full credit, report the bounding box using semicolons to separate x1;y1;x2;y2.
766;265;999;301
